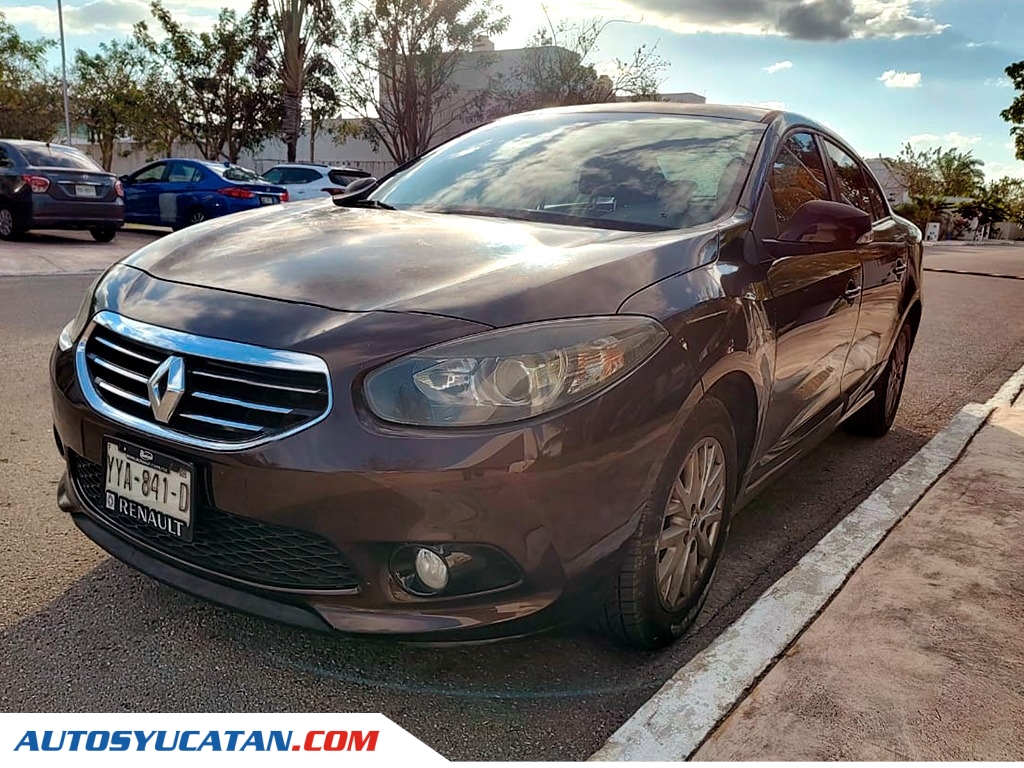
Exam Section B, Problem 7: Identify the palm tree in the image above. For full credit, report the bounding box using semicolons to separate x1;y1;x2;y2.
257;0;339;162
933;147;985;198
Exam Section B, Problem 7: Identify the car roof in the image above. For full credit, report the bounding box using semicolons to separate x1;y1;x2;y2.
268;163;330;169
512;101;834;136
4;139;83;150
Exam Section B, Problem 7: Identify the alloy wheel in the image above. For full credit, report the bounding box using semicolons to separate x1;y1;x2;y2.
0;208;13;237
886;330;909;419
189;210;206;225
655;437;726;611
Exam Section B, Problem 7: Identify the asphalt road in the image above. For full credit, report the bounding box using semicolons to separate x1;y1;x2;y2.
3;244;1024;760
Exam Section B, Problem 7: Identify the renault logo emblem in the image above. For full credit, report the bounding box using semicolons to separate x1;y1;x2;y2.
148;355;185;424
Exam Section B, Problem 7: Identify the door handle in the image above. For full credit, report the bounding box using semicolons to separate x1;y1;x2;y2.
844;282;862;303
893;258;908;277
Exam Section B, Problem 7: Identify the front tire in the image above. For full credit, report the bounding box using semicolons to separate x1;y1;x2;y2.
89;226;116;243
599;397;738;650
844;321;913;437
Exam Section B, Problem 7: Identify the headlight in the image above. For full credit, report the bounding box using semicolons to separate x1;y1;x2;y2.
363;316;669;427
57;274;103;351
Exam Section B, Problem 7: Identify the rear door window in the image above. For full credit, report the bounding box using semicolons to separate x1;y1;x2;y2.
167;161;203;183
0;145;13;168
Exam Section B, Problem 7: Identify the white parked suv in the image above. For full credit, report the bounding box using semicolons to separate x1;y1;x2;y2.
261;163;372;201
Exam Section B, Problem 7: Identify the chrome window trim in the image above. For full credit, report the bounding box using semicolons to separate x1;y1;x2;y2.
76;311;333;452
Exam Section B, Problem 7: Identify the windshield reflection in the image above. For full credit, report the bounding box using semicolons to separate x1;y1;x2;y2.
374;113;766;232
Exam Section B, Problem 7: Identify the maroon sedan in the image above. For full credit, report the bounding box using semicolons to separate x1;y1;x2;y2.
51;103;922;649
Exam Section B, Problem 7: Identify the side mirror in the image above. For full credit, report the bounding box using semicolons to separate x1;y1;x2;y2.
343;176;377;195
779;200;872;249
118;175;130;185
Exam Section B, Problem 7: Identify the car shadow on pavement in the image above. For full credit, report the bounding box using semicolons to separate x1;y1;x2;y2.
0;424;929;760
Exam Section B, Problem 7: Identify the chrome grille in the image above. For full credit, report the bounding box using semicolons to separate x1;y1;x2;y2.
78;312;332;450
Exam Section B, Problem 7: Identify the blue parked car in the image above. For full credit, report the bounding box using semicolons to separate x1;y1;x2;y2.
119;159;288;230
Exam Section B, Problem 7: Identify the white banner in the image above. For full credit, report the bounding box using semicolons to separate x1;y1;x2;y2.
2;713;447;765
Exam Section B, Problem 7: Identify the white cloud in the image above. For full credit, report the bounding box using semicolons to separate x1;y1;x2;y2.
985;77;1014;89
3;0;248;36
763;60;794;74
983;161;1024;181
608;0;949;40
879;69;922;88
908;131;983;149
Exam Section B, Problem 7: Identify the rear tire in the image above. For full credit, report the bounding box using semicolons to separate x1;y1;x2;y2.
598;397;738;650
843;322;913;438
89;226;116;243
0;204;25;241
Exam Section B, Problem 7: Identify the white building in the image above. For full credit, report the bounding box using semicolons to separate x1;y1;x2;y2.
865;158;910;206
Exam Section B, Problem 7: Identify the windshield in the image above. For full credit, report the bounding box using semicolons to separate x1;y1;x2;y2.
21;145;102;171
372;113;766;231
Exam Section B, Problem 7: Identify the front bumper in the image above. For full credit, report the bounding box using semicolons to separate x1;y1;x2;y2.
50;282;700;641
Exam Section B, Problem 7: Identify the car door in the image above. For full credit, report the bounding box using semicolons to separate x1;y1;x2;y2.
124;162;168;224
750;131;865;480
160;161;204;226
295;168;327;199
822;140;907;405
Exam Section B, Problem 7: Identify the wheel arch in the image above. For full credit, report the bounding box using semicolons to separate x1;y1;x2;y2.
703;370;760;483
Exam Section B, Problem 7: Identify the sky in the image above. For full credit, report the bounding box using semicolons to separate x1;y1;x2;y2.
3;0;1023;178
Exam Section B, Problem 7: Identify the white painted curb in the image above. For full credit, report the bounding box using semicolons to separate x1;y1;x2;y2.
592;363;1024;762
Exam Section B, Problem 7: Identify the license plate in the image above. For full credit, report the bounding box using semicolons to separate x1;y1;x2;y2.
75;184;97;197
104;440;194;541
259;195;277;205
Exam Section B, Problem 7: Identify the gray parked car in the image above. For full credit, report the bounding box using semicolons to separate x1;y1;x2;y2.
0;140;124;242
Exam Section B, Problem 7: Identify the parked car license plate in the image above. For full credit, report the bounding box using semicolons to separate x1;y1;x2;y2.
103;440;194;541
75;184;97;197
259;195;278;205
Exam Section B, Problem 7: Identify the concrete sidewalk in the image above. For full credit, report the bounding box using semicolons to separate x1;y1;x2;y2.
694;404;1024;761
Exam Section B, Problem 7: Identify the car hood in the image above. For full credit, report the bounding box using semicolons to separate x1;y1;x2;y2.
123;199;717;327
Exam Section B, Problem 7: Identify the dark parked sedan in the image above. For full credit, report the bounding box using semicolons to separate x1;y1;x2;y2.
50;103;922;649
0;140;124;241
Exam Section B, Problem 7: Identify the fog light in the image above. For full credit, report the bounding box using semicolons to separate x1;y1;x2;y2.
414;548;449;592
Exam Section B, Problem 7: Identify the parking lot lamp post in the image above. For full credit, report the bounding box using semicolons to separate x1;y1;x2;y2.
56;0;73;145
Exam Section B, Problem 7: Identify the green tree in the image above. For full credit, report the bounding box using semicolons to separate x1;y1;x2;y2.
884;143;984;199
255;0;339;163
336;0;509;164
1001;61;1024;160
305;50;341;161
489;12;667;117
71;39;154;170
884;143;940;198
135;0;280;163
0;11;61;140
933;147;985;198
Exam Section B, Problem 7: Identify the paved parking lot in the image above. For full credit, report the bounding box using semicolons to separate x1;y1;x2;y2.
2;241;1024;759
0;228;165;276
